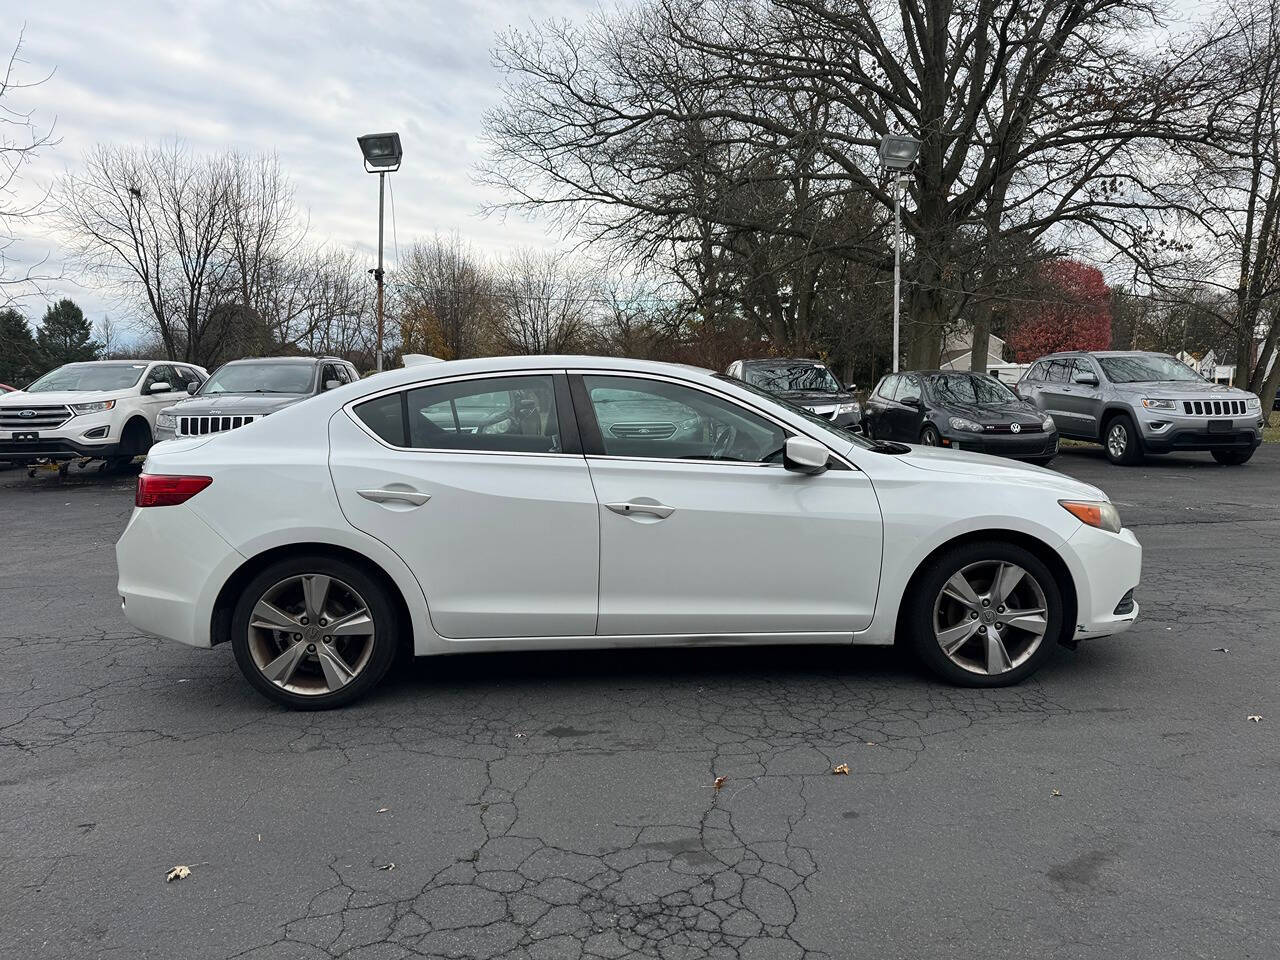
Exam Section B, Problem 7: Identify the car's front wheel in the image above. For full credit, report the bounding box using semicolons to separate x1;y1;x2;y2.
231;556;399;709
919;424;941;446
905;541;1064;687
1211;448;1254;466
1103;414;1143;465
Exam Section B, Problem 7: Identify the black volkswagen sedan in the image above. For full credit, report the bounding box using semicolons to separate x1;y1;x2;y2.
864;370;1059;464
725;358;861;429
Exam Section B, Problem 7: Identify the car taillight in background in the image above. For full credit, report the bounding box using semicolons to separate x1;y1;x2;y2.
135;474;213;507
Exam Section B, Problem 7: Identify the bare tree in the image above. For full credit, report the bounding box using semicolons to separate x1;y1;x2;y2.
0;28;58;307
493;249;592;354
395;233;495;360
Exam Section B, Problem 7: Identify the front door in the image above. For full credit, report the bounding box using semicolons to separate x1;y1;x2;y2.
330;372;600;639
572;373;882;637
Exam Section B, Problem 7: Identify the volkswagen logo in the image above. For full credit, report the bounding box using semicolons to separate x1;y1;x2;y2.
1010;422;1022;434
18;409;36;418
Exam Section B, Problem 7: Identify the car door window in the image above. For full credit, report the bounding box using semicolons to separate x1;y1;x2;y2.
401;375;561;454
581;375;785;463
877;375;900;400
142;364;174;393
1071;359;1095;383
899;375;921;402
1045;360;1071;383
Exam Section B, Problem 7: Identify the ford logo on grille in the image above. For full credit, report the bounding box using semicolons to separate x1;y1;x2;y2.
1010;422;1021;434
18;409;37;418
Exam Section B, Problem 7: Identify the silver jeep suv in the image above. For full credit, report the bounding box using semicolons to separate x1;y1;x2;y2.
1016;351;1263;465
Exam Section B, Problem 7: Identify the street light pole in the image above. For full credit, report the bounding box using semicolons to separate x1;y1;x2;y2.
892;175;902;373
375;170;386;372
877;133;921;374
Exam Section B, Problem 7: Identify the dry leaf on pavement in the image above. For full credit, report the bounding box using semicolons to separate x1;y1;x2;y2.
1051;789;1062;797
1248;715;1263;722
713;776;727;791
377;862;395;871
166;865;191;882
832;763;850;775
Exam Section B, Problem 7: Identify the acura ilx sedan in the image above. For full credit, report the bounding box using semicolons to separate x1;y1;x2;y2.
116;356;1142;709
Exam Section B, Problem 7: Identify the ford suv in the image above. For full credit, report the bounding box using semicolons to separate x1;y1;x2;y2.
155;356;359;441
1016;350;1263;465
0;360;206;468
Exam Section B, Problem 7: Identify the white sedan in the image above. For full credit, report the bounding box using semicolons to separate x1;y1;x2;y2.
116;356;1141;709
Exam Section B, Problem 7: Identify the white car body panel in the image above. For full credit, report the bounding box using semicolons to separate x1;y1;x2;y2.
116;356;1141;660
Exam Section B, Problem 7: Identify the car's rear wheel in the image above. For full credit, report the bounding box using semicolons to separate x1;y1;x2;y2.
1211;448;1254;465
905;541;1063;687
1103;414;1143;465
231;556;399;709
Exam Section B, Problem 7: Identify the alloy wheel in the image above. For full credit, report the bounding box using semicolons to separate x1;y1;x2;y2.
1107;423;1127;460
246;574;376;695
932;560;1049;676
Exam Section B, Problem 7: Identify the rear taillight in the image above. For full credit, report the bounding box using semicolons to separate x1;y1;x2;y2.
136;474;213;507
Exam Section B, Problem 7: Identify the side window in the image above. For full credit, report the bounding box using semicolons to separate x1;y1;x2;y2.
1071;359;1095;382
405;375;561;454
885;375;903;400
143;364;174;393
345;363;360;382
582;375;786;464
875;375;898;400
174;365;202;389
353;393;407;446
1045;360;1071;383
321;363;341;389
899;375;921;401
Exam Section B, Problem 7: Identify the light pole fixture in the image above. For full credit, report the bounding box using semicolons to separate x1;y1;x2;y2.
878;133;920;372
357;132;403;372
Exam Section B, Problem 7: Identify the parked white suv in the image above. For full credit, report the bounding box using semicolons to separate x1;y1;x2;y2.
0;360;206;468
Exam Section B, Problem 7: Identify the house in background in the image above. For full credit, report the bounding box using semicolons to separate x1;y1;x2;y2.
1176;349;1236;384
939;332;1030;381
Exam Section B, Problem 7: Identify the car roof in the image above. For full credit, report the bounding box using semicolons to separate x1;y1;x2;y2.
220;356;329;365
740;357;827;366
354;355;714;392
1037;350;1162;359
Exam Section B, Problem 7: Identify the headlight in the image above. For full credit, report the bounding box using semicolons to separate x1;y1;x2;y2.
948;416;983;432
836;402;859;415
1245;395;1261;410
70;400;115;414
1060;499;1122;533
1141;398;1176;410
156;414;177;429
1041;413;1055;429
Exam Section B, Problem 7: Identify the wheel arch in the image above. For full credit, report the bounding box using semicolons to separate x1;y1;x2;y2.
1096;404;1134;442
210;542;414;653
894;529;1079;649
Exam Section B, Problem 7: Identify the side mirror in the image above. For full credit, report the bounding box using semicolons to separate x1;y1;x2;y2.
186;381;199;395
900;394;921;407
845;382;857;392
783;435;830;475
1073;372;1099;386
147;381;172;394
324;379;342;391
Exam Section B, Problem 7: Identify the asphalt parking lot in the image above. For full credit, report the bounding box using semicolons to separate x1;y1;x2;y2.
2;446;1278;960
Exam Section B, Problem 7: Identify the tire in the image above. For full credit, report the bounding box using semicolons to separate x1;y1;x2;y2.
231;555;400;709
1102;414;1143;465
108;419;153;470
905;540;1064;687
919;424;941;446
1211;448;1254;465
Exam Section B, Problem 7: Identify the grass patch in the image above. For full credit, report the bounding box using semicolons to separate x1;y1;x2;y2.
1265;413;1280;444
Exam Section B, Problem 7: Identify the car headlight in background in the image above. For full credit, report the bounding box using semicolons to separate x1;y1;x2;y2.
948;416;983;432
1141;398;1176;410
70;400;115;415
1245;395;1261;410
1060;499;1122;533
156;414;177;429
836;402;859;415
1041;413;1055;429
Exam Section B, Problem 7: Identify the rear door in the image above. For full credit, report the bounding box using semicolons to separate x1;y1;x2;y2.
1061;358;1103;437
865;375;900;438
885;374;924;440
331;372;599;639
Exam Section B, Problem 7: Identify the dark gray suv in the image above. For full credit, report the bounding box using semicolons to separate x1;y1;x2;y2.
1016;350;1263;465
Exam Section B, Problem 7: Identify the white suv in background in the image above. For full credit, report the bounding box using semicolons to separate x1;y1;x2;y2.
0;360;206;468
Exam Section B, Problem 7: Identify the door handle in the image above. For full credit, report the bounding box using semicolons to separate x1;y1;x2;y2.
358;488;431;506
605;500;674;519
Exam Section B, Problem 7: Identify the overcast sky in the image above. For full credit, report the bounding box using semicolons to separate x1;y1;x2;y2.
7;0;600;329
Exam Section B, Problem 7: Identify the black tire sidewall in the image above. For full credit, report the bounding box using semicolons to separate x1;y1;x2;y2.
921;424;941;446
231;556;399;709
1104;414;1142;465
906;540;1064;687
1212;449;1253;465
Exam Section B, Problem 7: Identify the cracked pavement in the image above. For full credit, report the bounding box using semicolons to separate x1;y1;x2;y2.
2;446;1278;959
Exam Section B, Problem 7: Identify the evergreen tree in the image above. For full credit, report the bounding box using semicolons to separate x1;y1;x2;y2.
0;308;43;387
35;299;101;367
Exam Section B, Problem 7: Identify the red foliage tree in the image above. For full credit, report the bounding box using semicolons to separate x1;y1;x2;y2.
1007;260;1112;362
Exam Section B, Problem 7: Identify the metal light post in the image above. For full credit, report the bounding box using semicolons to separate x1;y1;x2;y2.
357;132;403;371
878;133;921;373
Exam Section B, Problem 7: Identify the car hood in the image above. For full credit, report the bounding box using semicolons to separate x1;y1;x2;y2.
1111;380;1254;398
940;399;1047;425
0;389;135;406
898;445;1107;499
161;394;307;416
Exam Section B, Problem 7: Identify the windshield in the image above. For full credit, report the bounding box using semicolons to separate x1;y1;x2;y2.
1097;354;1204;384
744;362;842;394
714;375;881;450
25;363;147;392
201;362;315;395
924;373;1019;406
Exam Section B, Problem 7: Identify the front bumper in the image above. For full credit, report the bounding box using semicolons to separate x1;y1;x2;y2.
0;411;123;460
1064;523;1142;640
944;431;1059;460
1138;412;1263;453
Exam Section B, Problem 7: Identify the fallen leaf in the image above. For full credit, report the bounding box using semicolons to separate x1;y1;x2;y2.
166;865;191;882
377;862;395;871
1051;789;1062;797
832;763;850;775
257;834;261;843
1212;647;1228;653
1248;715;1263;723
377;807;389;813
713;776;727;791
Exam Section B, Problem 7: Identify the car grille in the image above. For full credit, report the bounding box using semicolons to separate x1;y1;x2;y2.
1182;399;1246;416
608;421;676;439
178;414;257;436
982;423;1043;434
0;404;72;429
